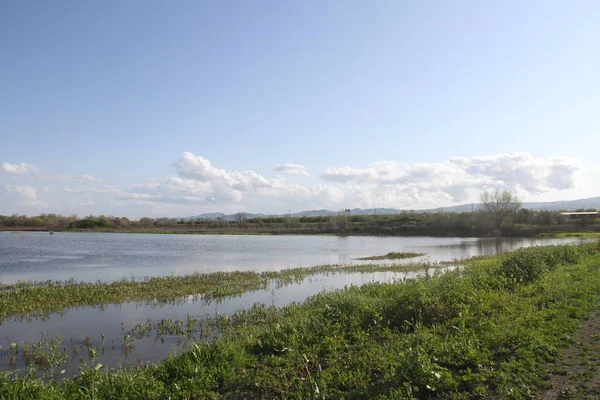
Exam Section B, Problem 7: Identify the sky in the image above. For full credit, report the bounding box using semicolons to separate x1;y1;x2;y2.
1;1;599;218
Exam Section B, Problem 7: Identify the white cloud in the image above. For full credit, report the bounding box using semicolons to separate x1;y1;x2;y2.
9;152;593;217
78;174;103;183
3;185;47;207
1;162;40;175
449;153;582;194
321;152;584;204
0;161;102;183
49;173;103;183
273;163;310;176
171;152;282;202
4;185;38;201
62;153;345;214
72;199;95;207
320;160;461;185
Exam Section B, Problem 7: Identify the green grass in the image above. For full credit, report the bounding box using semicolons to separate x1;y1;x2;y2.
356;251;425;260
0;262;435;321
2;242;600;399
537;232;600;238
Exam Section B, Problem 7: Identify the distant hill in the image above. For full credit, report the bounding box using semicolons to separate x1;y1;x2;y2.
288;209;336;217
430;197;600;213
518;197;600;211
184;196;600;220
183;212;269;221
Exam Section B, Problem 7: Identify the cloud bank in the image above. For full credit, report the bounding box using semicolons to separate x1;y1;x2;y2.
321;153;583;204
2;185;47;207
0;152;589;217
1;162;102;182
1;162;40;175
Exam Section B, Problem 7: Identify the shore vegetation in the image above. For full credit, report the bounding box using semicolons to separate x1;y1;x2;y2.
1;242;600;398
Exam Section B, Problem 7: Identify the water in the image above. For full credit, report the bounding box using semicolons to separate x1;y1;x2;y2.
0;232;588;283
0;270;430;375
0;232;591;374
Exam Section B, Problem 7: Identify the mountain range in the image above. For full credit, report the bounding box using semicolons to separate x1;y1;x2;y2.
184;196;600;221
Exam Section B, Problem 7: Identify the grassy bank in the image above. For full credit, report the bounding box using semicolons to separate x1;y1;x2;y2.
1;242;600;399
536;232;600;238
0;262;436;321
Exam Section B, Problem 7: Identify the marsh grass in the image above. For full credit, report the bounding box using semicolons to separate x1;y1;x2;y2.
0;262;436;321
2;242;600;398
356;251;425;260
537;232;600;238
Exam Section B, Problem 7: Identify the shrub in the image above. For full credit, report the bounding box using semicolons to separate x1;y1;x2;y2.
497;244;589;284
498;248;548;283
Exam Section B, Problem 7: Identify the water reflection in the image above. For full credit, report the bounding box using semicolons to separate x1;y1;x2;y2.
0;268;448;375
0;232;590;283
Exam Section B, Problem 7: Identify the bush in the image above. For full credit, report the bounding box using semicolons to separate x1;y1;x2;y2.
497;245;588;284
70;219;111;229
498;248;548;283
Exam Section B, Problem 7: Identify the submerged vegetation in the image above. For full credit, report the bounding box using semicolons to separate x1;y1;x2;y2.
0;262;437;321
1;242;600;398
356;251;425;260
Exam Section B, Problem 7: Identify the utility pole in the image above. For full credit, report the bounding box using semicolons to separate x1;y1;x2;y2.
471;204;474;213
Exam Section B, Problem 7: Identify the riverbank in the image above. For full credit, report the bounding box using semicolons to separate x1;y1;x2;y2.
2;242;600;398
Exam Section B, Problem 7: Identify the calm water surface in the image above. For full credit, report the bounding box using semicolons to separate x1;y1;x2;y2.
0;270;432;375
0;231;588;283
0;232;591;374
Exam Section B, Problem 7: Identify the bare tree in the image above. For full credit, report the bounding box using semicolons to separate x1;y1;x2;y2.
235;212;247;228
480;189;522;230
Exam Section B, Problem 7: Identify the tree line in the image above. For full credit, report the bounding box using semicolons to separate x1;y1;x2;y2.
1;191;597;236
1;208;598;236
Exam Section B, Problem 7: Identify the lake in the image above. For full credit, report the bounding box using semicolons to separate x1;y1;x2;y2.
0;231;588;284
0;232;592;375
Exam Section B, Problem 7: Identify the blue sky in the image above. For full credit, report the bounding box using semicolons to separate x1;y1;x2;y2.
1;1;599;217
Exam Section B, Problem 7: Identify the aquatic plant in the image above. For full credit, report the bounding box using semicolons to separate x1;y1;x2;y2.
0;262;438;320
356;251;425;260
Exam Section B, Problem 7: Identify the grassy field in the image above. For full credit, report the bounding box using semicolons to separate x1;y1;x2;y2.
1;242;600;399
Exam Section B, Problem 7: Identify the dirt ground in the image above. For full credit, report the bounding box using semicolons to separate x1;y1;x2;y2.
537;306;600;399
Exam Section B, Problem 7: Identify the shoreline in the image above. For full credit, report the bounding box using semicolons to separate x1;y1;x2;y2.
3;227;600;239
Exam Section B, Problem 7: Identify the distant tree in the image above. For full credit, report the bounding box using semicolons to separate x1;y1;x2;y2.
139;217;155;227
335;211;350;231
216;217;228;228
284;217;300;229
118;217;131;228
537;210;557;226
480;189;522;230
235;212;247;228
155;218;177;226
